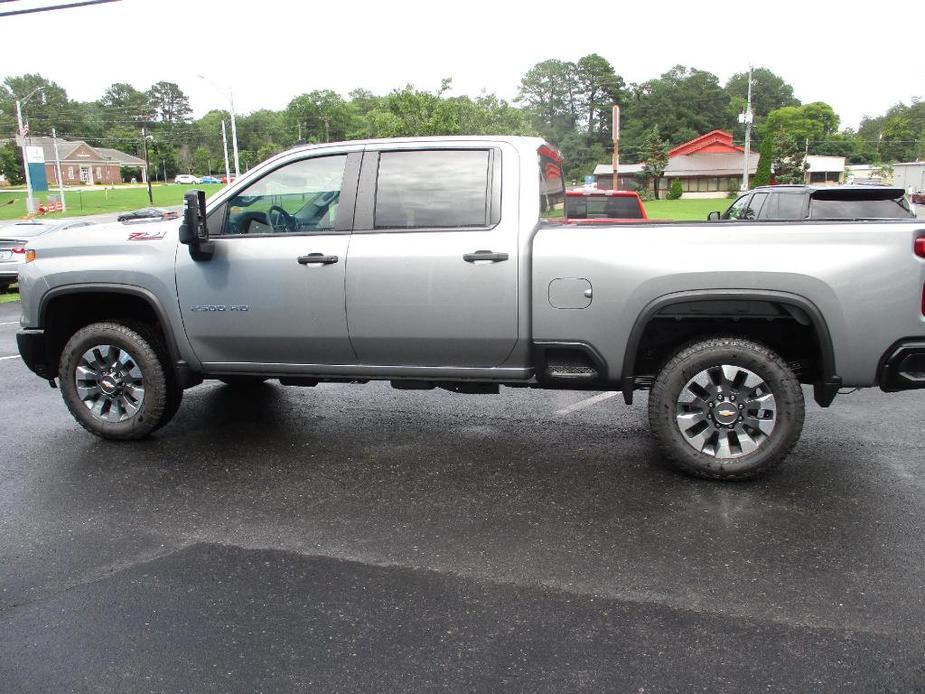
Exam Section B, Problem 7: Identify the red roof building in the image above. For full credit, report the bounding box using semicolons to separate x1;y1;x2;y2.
594;129;759;198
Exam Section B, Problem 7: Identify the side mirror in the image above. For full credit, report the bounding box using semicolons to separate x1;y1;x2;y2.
179;190;208;245
707;211;721;221
178;190;213;261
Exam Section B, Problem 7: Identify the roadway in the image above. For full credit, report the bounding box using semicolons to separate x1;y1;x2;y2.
0;300;923;691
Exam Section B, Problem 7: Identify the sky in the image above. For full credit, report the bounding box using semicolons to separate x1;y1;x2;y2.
1;0;922;131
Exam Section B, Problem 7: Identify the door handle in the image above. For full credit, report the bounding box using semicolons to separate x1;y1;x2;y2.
297;253;339;265
463;250;509;263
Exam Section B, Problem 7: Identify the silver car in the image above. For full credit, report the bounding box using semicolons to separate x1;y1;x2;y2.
0;219;94;291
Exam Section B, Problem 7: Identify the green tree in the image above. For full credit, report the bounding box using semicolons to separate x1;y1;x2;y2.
99;82;152;122
146;81;192;124
574;53;625;136
1;73;81;136
761;102;839;147
640;126;669;199
752;136;774;186
286;90;352;142
625;66;732;149
191;146;213;175
725;68;800;126
516;58;578;137
772;135;806;184
0;141;24;184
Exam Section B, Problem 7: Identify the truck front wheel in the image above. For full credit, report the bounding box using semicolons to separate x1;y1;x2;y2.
58;322;181;440
648;337;804;481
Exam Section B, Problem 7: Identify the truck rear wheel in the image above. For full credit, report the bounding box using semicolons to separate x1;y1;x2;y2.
58;322;181;440
648;337;804;481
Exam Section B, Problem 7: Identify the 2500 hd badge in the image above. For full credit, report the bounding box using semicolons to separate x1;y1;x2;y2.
189;305;249;312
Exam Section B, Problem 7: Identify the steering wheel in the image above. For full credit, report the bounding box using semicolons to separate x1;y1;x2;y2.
267;205;296;232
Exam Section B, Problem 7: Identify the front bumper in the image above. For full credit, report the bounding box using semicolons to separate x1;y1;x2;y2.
880;340;925;391
17;328;52;380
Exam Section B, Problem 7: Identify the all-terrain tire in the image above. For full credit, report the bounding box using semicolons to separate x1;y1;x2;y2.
58;321;181;440
648;337;805;481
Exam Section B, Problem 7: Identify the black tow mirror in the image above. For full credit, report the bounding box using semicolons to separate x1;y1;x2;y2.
179;190;208;244
179;190;213;261
707;210;721;221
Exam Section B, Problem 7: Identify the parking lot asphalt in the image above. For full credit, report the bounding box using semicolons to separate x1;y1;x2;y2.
0;299;923;691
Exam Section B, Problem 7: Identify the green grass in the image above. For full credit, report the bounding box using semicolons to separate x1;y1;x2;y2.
644;198;730;221
0;184;224;221
0;288;20;304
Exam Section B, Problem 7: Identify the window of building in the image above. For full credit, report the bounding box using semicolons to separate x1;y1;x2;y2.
375;150;492;229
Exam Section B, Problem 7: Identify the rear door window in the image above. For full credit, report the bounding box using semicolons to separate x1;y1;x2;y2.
762;193;806;220
374;150;492;229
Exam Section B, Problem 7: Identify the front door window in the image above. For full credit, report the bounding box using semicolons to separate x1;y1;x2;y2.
223;155;347;235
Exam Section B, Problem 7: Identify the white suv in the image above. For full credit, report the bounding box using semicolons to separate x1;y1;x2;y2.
174;174;200;184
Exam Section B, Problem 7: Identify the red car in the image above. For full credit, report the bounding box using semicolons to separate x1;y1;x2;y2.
911;191;925;205
565;189;648;223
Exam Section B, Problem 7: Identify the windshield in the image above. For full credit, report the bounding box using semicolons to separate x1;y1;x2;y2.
566;196;643;219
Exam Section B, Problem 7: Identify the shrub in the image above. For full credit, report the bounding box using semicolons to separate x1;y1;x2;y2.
667;178;683;200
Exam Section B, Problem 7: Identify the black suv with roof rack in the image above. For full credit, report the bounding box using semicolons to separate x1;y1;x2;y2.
709;184;915;222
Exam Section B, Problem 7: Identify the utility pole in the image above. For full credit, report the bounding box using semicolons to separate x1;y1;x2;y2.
141;127;153;205
51;127;66;212
221;119;231;183
198;74;241;177
16;100;36;215
739;67;754;192
229;91;240;177
612;105;620;190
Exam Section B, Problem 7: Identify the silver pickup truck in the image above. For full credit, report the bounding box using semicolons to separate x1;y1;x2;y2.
15;136;925;480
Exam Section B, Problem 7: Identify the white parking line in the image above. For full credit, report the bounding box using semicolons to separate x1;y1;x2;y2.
0;355;21;361
0;321;19;326
556;391;618;415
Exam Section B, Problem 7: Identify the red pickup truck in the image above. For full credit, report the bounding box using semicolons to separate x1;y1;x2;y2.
564;189;648;223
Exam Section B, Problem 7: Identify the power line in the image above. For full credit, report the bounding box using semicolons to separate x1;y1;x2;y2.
0;0;120;17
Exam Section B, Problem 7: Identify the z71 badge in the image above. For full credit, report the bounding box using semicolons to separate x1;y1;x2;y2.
190;305;249;312
127;230;167;241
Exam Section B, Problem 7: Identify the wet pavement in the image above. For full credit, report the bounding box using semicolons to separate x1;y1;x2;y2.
0;301;923;691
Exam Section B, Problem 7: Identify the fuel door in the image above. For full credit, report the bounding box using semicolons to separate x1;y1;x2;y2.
548;278;592;309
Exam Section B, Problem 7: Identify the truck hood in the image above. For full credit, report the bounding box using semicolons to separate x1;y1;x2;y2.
26;218;180;258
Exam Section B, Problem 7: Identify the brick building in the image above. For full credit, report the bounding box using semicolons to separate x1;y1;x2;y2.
9;136;147;185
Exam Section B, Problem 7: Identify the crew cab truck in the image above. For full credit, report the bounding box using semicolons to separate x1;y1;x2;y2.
15;136;925;480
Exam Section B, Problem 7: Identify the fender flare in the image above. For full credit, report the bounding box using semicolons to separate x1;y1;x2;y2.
620;289;840;407
39;283;187;372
